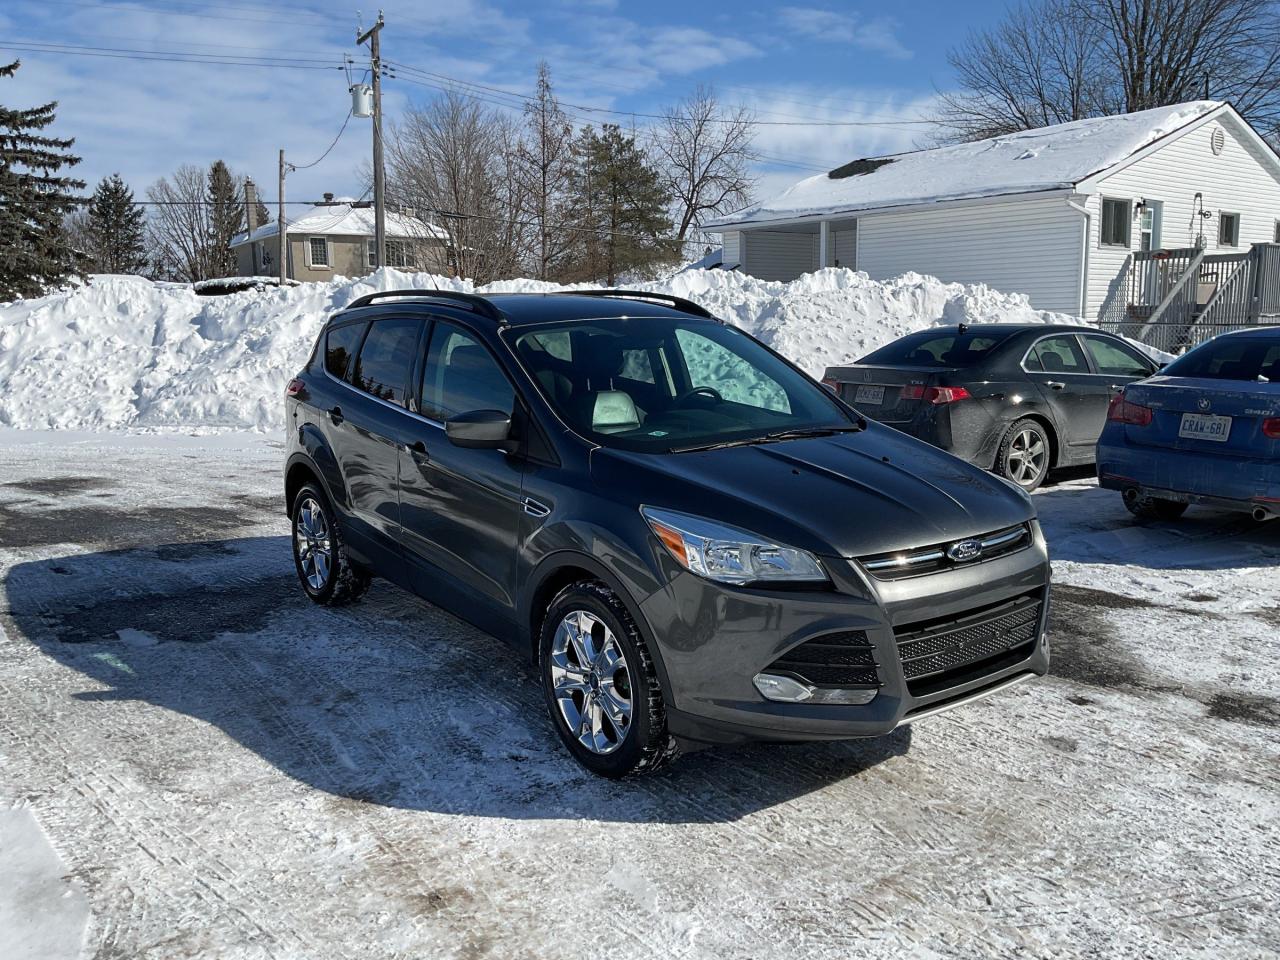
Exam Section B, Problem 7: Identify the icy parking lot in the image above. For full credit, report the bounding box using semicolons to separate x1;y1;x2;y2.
1;431;1277;959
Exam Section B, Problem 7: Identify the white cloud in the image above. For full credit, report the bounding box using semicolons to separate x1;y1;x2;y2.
777;7;911;59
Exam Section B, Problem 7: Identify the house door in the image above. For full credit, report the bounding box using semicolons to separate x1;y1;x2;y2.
1139;200;1162;251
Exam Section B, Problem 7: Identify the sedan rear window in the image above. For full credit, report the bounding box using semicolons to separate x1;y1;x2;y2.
1161;337;1280;381
860;331;1008;367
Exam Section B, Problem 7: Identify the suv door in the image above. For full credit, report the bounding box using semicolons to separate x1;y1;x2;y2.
329;315;428;553
1022;334;1100;456
397;319;525;624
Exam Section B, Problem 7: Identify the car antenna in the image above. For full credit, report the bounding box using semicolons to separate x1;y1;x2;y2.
957;322;969;335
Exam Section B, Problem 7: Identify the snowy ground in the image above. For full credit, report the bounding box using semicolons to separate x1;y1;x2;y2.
1;431;1278;959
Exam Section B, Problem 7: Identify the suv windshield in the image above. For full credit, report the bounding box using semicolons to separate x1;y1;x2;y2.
510;317;858;452
1161;335;1280;381
860;330;1011;367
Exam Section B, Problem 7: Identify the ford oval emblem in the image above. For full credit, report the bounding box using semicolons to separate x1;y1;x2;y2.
1197;397;1211;412
946;539;983;562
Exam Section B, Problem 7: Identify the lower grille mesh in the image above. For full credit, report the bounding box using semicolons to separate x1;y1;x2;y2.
896;593;1041;690
766;630;880;688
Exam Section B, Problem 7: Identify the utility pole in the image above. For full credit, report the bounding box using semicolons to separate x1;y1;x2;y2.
358;12;386;271
278;148;287;285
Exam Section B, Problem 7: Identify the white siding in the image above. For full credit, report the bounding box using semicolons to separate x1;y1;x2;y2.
1085;115;1280;320
833;224;856;269
742;231;817;281
856;197;1083;315
722;231;741;268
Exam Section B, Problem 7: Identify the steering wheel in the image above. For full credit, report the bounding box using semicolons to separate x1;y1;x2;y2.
674;386;724;406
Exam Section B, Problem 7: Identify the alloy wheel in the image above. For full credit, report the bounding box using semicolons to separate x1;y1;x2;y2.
548;610;633;755
294;496;332;590
1006;428;1047;486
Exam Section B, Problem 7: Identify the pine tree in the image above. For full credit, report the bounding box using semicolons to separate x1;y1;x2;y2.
85;173;147;274
577;124;675;283
517;63;575;281
0;60;87;300
206;159;244;278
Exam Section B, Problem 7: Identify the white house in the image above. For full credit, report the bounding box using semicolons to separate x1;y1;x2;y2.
707;102;1280;322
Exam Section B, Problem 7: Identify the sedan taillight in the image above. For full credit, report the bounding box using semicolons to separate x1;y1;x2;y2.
286;378;305;398
900;385;970;404
1107;393;1153;426
820;376;839;394
1263;417;1280;439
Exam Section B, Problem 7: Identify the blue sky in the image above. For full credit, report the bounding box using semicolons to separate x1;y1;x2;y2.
0;0;1002;213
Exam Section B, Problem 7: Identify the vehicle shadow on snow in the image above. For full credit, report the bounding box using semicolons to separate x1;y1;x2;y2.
3;536;911;823
1033;478;1280;571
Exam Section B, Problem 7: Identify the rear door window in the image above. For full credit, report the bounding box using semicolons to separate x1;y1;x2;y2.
325;321;367;381
1082;336;1153;377
351;317;422;406
1024;336;1089;374
421;323;515;420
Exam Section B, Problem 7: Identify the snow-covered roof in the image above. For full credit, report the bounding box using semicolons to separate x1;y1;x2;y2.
231;203;449;246
710;101;1227;228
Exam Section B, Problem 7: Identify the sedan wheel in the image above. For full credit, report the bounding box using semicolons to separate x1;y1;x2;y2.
549;610;633;755
998;419;1051;491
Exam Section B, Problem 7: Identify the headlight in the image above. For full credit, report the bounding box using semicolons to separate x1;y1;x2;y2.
641;506;828;585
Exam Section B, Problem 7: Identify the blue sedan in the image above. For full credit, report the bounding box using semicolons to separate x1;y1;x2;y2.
1097;327;1280;521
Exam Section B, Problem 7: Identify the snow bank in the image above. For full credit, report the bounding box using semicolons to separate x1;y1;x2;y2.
0;268;1089;433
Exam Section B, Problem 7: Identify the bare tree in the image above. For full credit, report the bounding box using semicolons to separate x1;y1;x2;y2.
146;164;212;281
650;86;756;243
937;0;1280;143
387;89;527;281
515;62;576;280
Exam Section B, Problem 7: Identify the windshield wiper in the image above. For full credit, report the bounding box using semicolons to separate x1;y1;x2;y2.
672;423;864;454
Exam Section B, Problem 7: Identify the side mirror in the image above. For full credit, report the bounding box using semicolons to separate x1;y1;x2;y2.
445;409;515;450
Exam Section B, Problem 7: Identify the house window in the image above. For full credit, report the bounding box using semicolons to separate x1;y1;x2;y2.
1218;213;1240;247
366;239;415;269
1101;198;1131;247
308;237;330;268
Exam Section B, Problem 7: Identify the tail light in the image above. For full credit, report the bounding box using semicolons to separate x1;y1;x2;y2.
1263;417;1280;439
1107;393;1153;426
820;376;839;394
901;384;971;404
286;378;305;398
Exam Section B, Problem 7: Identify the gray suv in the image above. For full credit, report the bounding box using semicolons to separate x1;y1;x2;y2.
284;289;1051;777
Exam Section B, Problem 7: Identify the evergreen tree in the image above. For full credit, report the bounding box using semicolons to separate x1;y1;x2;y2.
206;159;244;277
0;60;87;300
86;173;147;274
576;124;675;283
517;63;575;281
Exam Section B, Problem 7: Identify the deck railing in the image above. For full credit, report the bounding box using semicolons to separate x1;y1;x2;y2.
1103;244;1280;354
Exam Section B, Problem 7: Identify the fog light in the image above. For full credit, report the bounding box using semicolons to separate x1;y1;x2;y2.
753;673;878;706
753;673;813;702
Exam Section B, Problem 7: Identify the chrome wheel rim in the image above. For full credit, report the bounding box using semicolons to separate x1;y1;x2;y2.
549;610;632;755
294;496;332;590
1007;428;1047;486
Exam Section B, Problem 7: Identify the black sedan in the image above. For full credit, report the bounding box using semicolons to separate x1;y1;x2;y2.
823;324;1160;491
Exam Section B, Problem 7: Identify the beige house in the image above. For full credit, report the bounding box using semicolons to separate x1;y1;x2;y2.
231;190;452;281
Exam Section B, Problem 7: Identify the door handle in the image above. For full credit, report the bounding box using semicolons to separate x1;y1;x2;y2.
404;439;429;463
1109;384;1125;391
329;405;344;425
1045;381;1066;390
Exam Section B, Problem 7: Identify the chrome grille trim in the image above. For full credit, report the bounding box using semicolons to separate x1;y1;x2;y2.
860;524;1032;579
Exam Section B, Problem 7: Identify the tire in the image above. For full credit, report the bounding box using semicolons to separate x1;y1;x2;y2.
1123;493;1189;521
291;482;370;606
539;580;677;778
995;418;1052;492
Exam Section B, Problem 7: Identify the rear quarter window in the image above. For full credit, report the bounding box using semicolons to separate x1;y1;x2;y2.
325;322;367;381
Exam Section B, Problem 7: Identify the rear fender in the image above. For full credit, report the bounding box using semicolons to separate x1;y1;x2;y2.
289;424;349;512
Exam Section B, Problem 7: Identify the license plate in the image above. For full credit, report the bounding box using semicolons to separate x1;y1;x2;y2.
1178;412;1231;442
854;385;885;405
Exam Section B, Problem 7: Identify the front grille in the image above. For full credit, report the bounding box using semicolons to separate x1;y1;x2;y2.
895;591;1042;695
765;630;880;688
860;524;1032;580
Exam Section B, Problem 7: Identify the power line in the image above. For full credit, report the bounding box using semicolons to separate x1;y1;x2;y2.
1;41;343;70
287;109;354;170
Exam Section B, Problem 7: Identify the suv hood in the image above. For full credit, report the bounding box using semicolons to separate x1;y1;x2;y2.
595;423;1035;559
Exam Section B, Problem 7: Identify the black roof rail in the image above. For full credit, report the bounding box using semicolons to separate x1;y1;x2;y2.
555;289;718;321
342;289;506;322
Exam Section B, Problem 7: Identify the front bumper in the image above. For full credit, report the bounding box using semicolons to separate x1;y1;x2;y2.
640;526;1051;745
